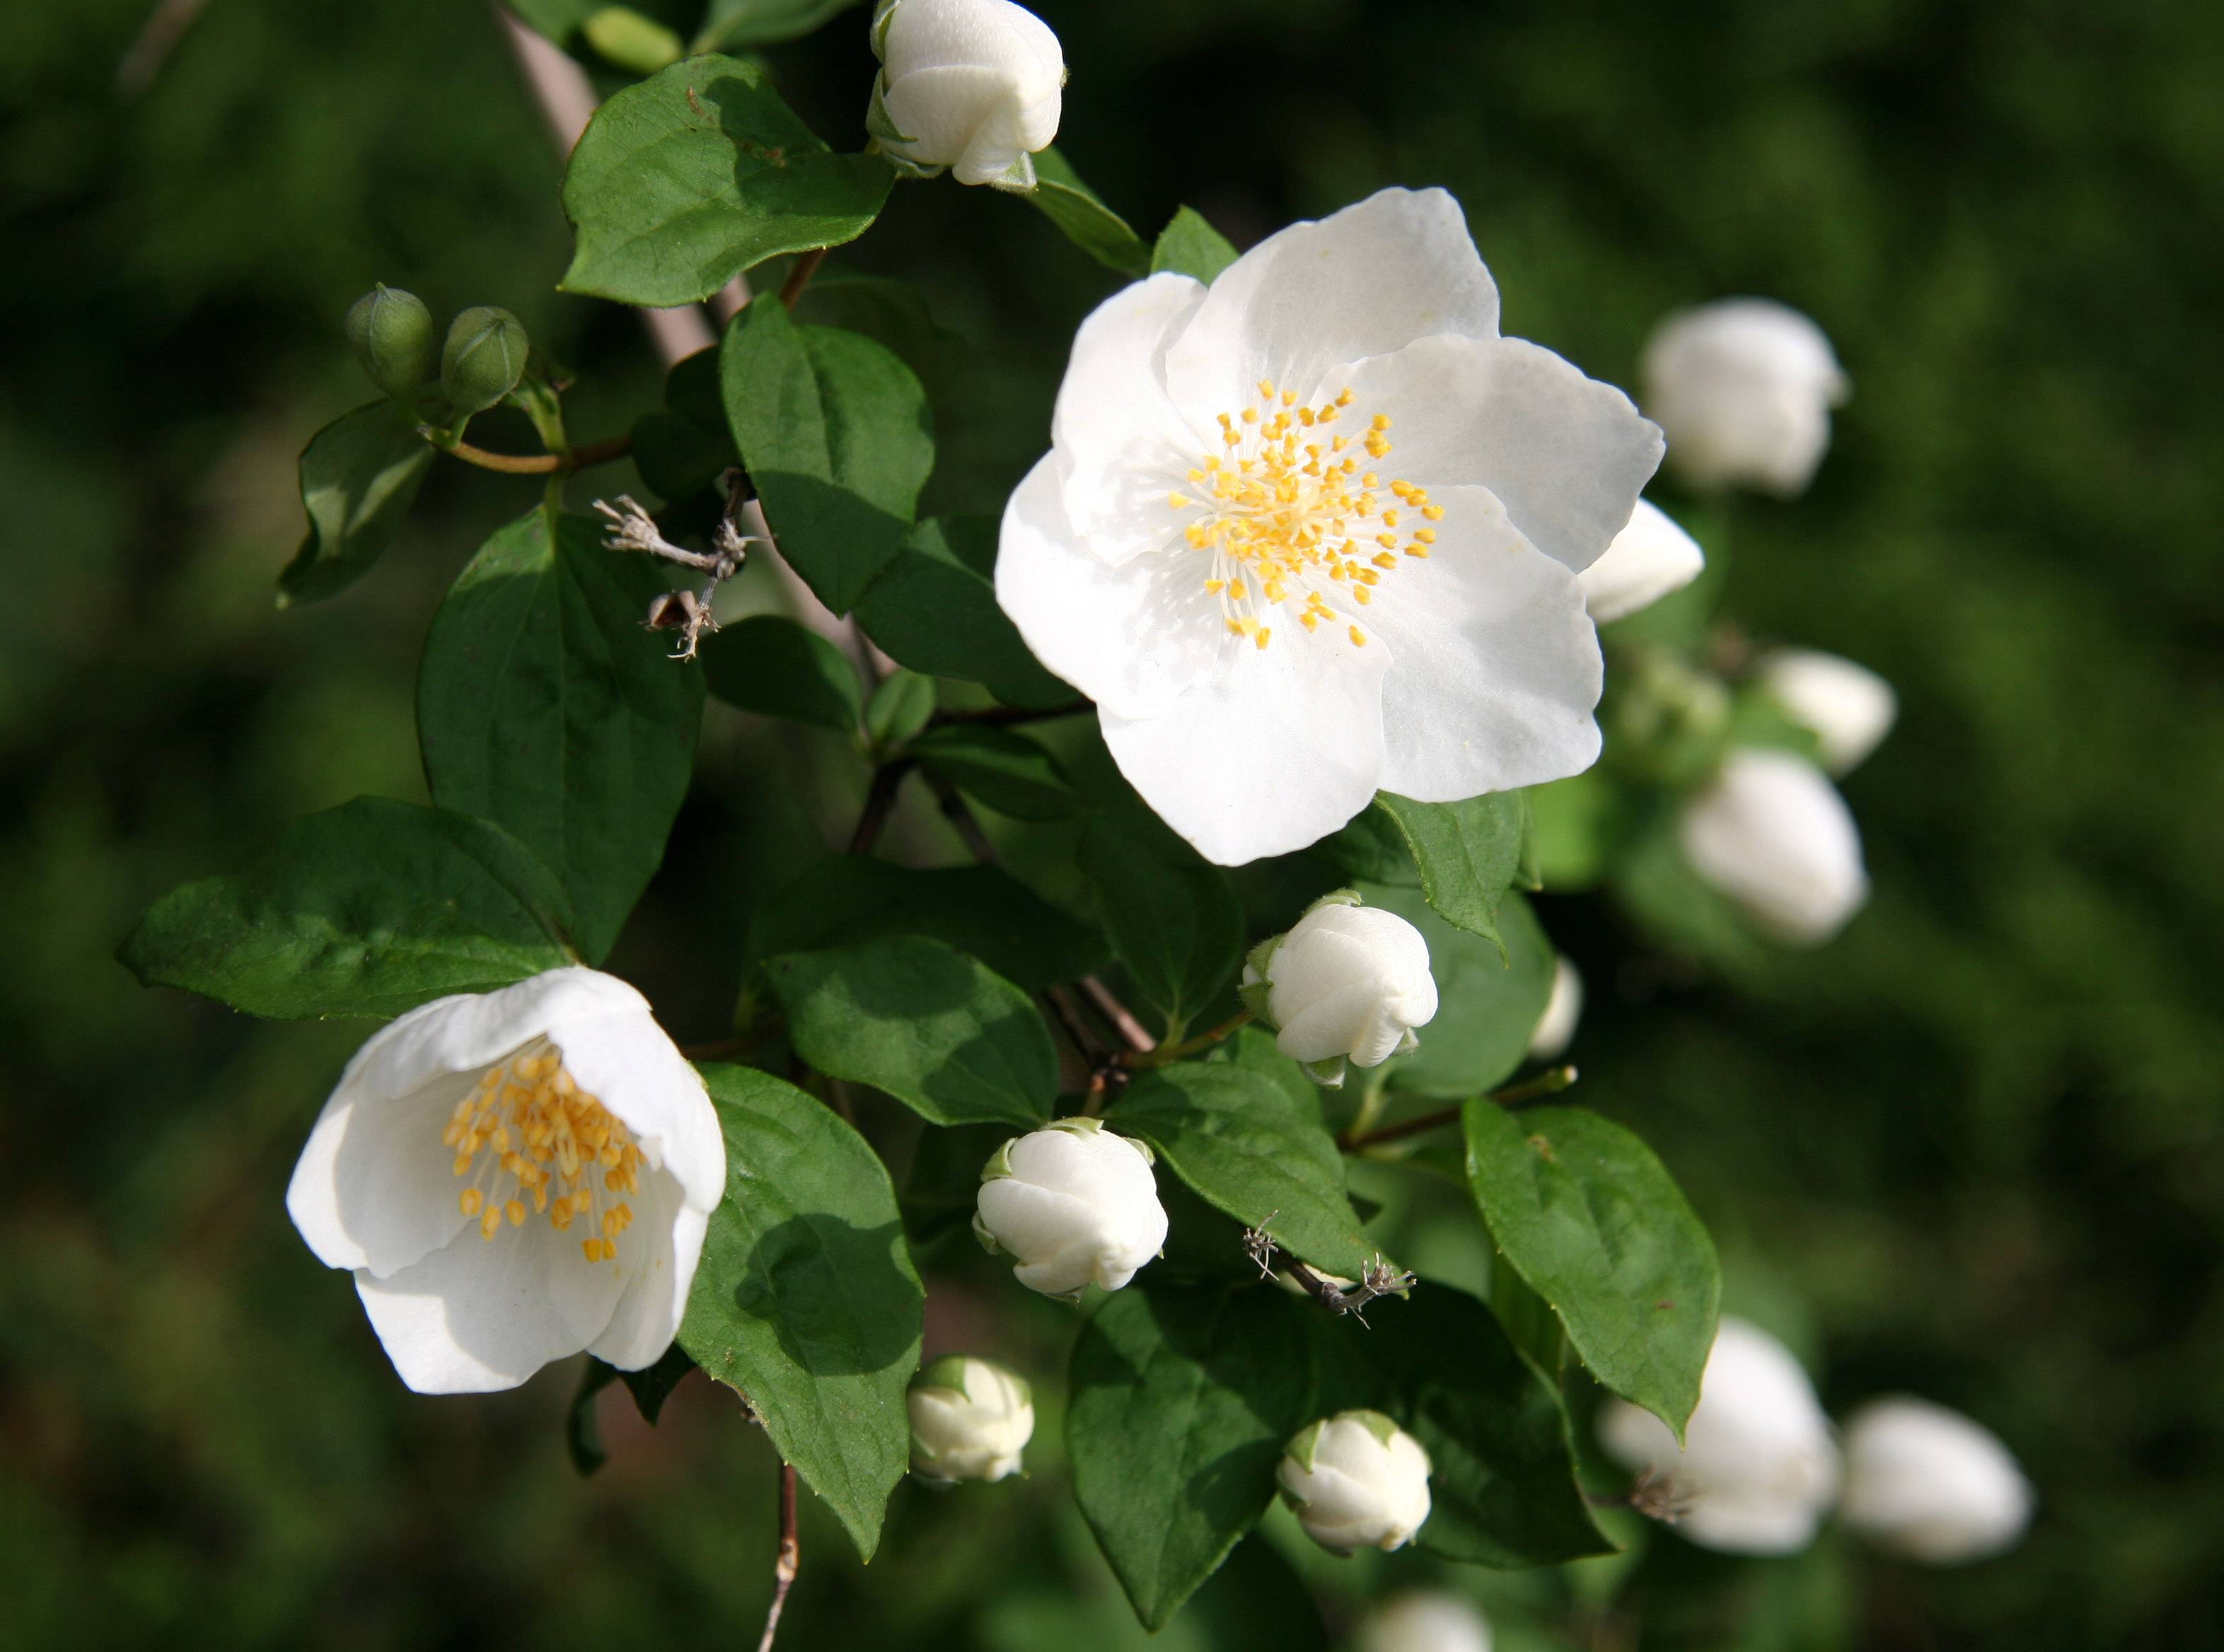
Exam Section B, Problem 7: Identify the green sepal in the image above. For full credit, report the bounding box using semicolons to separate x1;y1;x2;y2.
1300;1056;1349;1089
979;1136;1021;1182
1282;1417;1326;1476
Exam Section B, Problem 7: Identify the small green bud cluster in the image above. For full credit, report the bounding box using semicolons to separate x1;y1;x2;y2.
342;287;531;417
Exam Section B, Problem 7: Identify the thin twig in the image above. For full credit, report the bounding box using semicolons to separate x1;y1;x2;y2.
1243;1220;1415;1325
431;431;633;475
1079;975;1156;1055
1339;1065;1578;1152
849;760;914;854
780;248;829;310
755;1462;800;1652
1125;1010;1251;1069
917;766;1001;863
1043;984;1108;1066
116;0;214;95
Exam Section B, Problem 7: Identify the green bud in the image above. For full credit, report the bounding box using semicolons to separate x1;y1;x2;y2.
440;306;530;416
344;284;435;395
582;6;683;76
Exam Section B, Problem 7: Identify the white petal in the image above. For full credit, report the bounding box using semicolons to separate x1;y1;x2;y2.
1163;187;1501;417
587;1170;706;1371
1346;334;1662;575
288;1069;478;1277
1579;501;1706;624
1757;648;1897;775
543;990;724;1214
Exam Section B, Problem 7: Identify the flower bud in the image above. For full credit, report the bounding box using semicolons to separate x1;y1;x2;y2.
973;1117;1167;1300
1679;749;1868;946
1839;1397;2032;1564
344;284;436;396
1241;891;1438;1087
1358;1592;1492;1652
867;0;1065;190
1577;500;1705;624
1640;299;1849;497
1278;1409;1432;1554
1756;648;1897;776
581;6;683;76
1599;1317;1841;1555
907;1353;1035;1483
1526;955;1583;1062
440;306;530;417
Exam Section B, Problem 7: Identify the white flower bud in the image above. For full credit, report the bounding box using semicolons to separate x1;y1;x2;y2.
1358;1592;1492;1652
1679;749;1868;946
973;1117;1167;1299
1526;955;1583;1062
1599;1317;1841;1555
1839;1397;2033;1564
908;1353;1036;1483
1641;299;1849;496
1278;1409;1433;1554
1577;500;1705;624
1242;891;1439;1087
867;0;1065;190
1756;648;1897;776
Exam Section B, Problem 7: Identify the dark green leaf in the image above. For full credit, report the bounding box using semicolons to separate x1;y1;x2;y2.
630;409;735;506
1465;1103;1720;1438
912;725;1078;820
695;0;859;49
722;298;934;612
794;274;968;400
748;855;1106;991
1079;810;1244;1037
278;402;432;604
1212;1024;1320;1116
1364;883;1554;1100
1116;1064;1379;1279
1306;801;1422;888
1151;206;1239;284
1374;790;1533;953
765;936;1055;1127
683;1064;925;1560
853;516;1075;709
1069;1285;1318;1629
1489;1257;1566;1380
118;798;575;1020
864;668;936;748
417;506;704;965
700;613;862;733
1310;1283;1613;1568
1026;146;1150;277
561;56;894;308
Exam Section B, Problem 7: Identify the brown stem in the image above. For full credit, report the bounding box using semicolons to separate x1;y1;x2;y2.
927;699;1093;729
434;431;633;475
1043;984;1108;1066
755;1462;799;1652
1340;1065;1578;1151
780;248;829;310
917;767;1001;863
849;760;914;854
1079;975;1156;1056
1125;1010;1251;1069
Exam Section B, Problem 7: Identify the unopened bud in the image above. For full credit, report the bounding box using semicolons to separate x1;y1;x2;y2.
1679;749;1868;946
1241;891;1437;1087
973;1117;1167;1300
1839;1397;2032;1565
1756;648;1897;776
1358;1593;1493;1652
1526;955;1583;1062
581;6;683;75
867;0;1065;190
440;306;530;416
1278;1409;1432;1554
1577;499;1705;624
1641;299;1849;497
908;1354;1035;1483
344;284;436;395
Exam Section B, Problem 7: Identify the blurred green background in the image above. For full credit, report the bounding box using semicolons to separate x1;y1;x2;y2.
4;0;2220;1646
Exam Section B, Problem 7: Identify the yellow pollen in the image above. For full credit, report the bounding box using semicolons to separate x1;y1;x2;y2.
443;1045;645;1266
1415;528;1437;545
1168;491;1191;509
1423;504;1444;520
1349;625;1368;646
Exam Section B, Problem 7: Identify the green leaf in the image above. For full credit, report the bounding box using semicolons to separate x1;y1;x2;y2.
1488;1260;1567;1380
748;856;1106;991
1151;206;1239;284
765;936;1055;1127
1116;1064;1379;1280
864;668;936;749
1464;1103;1720;1439
1079;811;1244;1037
794;274;968;401
853;516;1075;709
118;798;575;1020
683;1064;925;1560
1026;146;1151;277
1068;1285;1318;1629
417;506;704;965
911;725;1078;821
560;56;894;308
1305;802;1421;888
699;613;862;733
278;402;433;604
695;0;859;49
1363;883;1554;1100
1373;791;1533;954
722;299;934;613
1309;1283;1613;1569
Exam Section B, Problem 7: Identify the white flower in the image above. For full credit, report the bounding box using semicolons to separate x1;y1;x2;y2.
973;1117;1167;1299
1757;648;1897;775
1840;1397;2033;1564
1242;890;1437;1086
868;0;1064;190
1278;1408;1433;1554
1680;749;1869;946
1527;954;1584;1061
1577;500;1705;624
1640;299;1849;496
286;968;724;1395
1358;1592;1493;1652
908;1353;1036;1483
1599;1316;1842;1555
997;187;1664;866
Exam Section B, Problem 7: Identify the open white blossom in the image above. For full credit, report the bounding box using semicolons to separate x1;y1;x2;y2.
1599;1316;1842;1555
1758;648;1898;775
1681;749;1869;946
1641;298;1849;496
1278;1409;1433;1554
973;1117;1167;1299
908;1354;1036;1484
1242;890;1437;1086
868;0;1064;190
1358;1592;1493;1652
1577;500;1705;623
1527;954;1584;1061
286;968;724;1395
1841;1397;2034;1564
997;187;1663;865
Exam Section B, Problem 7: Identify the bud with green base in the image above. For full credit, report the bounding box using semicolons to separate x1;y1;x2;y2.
907;1354;1036;1484
344;285;436;397
865;0;1065;192
1278;1409;1433;1554
1241;890;1439;1088
973;1116;1166;1301
440;306;530;417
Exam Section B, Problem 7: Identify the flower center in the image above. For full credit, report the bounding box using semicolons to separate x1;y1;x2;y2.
1165;380;1444;651
441;1044;644;1264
